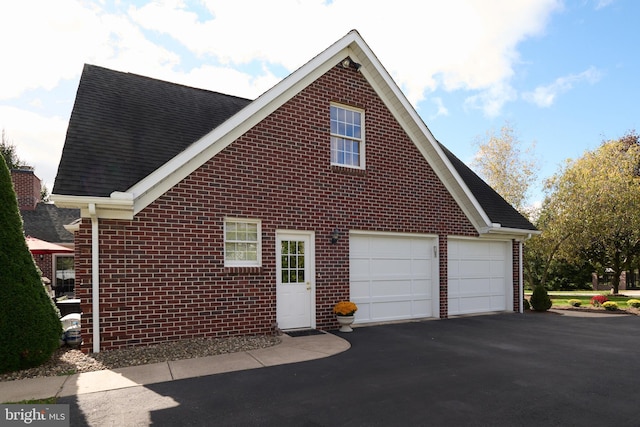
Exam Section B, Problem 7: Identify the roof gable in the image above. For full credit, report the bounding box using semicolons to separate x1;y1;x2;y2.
52;30;535;235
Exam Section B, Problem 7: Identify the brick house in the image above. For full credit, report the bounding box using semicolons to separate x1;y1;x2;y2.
11;168;78;296
52;30;537;353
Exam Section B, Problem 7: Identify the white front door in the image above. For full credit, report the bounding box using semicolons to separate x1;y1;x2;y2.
276;232;314;330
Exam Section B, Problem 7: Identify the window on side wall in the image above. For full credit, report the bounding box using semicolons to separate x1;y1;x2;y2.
224;218;262;267
330;104;364;168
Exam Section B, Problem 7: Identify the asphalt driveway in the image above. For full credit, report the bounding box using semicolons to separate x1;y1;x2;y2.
61;312;640;426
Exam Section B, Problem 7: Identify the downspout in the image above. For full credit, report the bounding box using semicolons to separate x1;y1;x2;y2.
89;203;100;353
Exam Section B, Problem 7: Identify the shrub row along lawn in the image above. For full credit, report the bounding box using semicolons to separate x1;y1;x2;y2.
548;294;633;308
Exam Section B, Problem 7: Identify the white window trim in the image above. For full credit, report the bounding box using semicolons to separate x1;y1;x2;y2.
224;218;262;267
330;103;365;170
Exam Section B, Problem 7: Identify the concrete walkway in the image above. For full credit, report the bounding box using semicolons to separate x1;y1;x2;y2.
0;332;350;403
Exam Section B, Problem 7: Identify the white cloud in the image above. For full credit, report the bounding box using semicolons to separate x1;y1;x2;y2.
464;82;518;117
595;0;615;10
429;97;449;120
0;0;563;187
0;106;68;189
166;64;280;99
127;0;561;105
522;67;602;108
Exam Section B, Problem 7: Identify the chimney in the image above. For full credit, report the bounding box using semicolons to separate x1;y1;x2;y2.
10;168;41;211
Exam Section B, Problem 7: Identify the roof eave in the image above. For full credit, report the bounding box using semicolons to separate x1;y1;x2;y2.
478;224;541;241
51;192;134;220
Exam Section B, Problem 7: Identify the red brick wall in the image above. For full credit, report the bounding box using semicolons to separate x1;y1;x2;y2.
512;240;521;312
76;62;481;351
34;253;53;283
10;169;41;211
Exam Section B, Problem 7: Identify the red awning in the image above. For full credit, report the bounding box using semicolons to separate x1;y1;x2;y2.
26;236;74;254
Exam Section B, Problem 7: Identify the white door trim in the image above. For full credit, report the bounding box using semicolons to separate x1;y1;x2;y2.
276;230;316;330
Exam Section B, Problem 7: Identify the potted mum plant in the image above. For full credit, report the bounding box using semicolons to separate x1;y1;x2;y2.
333;301;358;332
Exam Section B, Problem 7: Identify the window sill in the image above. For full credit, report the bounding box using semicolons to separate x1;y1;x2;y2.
330;165;366;176
224;266;263;275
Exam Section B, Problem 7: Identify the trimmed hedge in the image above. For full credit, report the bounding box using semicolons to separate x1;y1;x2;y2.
0;156;61;373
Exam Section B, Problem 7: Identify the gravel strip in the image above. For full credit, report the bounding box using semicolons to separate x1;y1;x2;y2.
0;335;281;382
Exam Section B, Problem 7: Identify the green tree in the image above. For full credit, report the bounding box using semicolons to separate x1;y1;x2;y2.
540;131;640;294
0;154;61;373
1;129;26;169
2;129;50;202
472;122;539;214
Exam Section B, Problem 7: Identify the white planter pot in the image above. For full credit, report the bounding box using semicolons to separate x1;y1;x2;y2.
336;315;355;332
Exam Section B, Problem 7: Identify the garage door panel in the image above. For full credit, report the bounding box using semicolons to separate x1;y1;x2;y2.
370;259;413;277
350;234;437;323
412;279;431;297
370;280;412;297
452;260;491;277
448;239;511;316
350;280;371;299
368;299;433;321
457;278;493;294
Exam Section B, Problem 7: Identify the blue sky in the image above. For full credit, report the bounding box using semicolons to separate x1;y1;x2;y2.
1;0;638;208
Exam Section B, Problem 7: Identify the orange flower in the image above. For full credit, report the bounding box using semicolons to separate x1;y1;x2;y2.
333;301;358;316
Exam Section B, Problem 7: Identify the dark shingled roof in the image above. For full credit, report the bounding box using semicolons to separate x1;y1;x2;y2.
54;64;536;232
21;204;80;243
438;143;537;231
53;64;252;197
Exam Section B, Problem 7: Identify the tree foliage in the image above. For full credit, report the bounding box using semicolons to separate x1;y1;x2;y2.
0;154;61;373
532;131;640;294
472;123;539;213
1;129;27;170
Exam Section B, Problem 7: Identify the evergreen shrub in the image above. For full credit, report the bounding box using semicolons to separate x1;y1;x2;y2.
530;285;552;311
0;156;61;373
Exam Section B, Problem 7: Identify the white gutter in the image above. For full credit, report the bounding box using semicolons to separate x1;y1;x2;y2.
88;203;101;353
479;223;541;240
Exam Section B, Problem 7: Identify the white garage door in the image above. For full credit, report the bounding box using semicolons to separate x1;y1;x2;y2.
350;233;438;323
447;239;512;316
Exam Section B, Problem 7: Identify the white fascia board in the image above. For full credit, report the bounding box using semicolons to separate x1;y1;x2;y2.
128;32;362;215
51;194;134;220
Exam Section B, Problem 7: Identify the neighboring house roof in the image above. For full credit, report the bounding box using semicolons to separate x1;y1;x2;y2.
21;203;79;243
53;30;536;235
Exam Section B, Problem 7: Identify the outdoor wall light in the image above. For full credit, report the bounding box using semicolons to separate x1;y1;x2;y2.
340;58;362;72
331;228;341;244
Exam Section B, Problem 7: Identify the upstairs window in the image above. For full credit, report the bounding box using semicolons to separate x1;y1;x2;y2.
224;218;261;267
331;104;364;168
